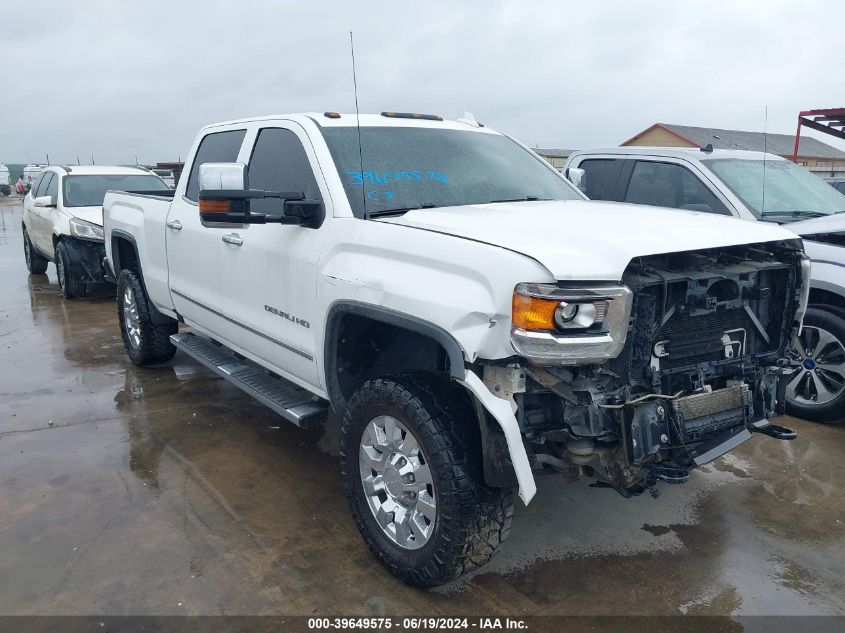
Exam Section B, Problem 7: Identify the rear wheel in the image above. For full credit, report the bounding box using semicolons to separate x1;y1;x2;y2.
340;375;513;587
117;268;178;365
22;227;48;274
786;307;845;424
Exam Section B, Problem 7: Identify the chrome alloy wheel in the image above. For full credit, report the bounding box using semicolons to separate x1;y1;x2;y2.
787;325;845;405
56;250;66;289
359;415;436;550
123;286;142;350
23;235;31;268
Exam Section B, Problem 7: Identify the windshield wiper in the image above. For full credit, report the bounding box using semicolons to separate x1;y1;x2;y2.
762;210;826;219
487;195;549;203
368;203;436;218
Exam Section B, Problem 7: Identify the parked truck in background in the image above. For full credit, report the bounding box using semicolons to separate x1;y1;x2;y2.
104;112;808;587
565;147;845;423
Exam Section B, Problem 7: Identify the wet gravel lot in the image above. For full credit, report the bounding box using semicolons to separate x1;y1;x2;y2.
1;198;844;617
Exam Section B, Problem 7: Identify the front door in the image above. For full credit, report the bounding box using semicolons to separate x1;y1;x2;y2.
29;172;56;253
215;123;327;390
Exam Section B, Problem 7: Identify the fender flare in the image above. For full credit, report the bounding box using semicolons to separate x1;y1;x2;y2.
323;300;466;411
459;371;537;505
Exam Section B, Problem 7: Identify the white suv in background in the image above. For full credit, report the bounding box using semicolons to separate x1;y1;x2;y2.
22;165;169;298
564;147;845;423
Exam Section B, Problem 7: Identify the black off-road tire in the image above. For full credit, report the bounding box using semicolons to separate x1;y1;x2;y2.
340;375;514;588
22;226;48;274
786;307;845;424
55;240;87;299
116;268;178;366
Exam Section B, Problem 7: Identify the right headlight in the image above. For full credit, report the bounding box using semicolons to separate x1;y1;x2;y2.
510;282;633;365
69;217;104;241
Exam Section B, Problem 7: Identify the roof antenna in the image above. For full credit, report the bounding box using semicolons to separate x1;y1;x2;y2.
76;155;81;166
46;154;50;166
762;106;768;215
91;155;95;165
350;31;367;217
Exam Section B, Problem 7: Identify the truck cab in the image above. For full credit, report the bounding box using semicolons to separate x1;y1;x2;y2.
104;114;808;587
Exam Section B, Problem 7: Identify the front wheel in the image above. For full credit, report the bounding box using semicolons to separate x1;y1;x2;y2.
55;241;87;299
340;376;513;587
786;307;845;424
116;268;178;366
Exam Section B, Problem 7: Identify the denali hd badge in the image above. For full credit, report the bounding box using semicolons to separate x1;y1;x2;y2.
265;305;310;328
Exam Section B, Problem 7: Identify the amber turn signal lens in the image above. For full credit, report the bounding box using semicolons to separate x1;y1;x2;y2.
199;199;231;213
512;292;558;331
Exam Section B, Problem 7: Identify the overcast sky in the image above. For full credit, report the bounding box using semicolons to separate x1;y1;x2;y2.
2;0;843;165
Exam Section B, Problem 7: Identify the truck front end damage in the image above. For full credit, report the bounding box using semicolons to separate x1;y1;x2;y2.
484;241;809;498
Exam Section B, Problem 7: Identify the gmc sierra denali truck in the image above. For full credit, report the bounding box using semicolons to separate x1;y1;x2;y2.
103;112;808;587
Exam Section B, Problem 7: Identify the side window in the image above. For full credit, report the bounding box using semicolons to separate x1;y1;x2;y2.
624;161;728;214
34;173;54;199
185;129;247;201
247;127;321;214
44;173;59;204
578;159;624;200
30;172;48;198
836;183;845;195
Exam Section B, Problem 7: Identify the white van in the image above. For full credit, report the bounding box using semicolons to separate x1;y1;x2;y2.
0;164;11;196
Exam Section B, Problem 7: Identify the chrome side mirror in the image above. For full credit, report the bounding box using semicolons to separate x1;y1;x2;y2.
199;163;246;191
567;167;587;194
33;195;54;208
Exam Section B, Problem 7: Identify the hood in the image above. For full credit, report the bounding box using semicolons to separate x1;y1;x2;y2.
66;206;104;226
786;213;845;237
382;200;801;280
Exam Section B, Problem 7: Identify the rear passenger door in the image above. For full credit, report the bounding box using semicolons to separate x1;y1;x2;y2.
165;128;248;342
622;160;732;215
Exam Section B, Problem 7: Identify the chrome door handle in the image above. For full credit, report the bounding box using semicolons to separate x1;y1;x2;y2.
166;219;182;230
222;233;243;246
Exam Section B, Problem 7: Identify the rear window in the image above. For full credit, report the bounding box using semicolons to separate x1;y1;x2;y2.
62;174;170;207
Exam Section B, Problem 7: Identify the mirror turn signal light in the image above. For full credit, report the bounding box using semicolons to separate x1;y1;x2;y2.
199;198;231;213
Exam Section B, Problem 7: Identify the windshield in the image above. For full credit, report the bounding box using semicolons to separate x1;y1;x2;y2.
62;174;170;207
320;126;581;218
702;158;845;220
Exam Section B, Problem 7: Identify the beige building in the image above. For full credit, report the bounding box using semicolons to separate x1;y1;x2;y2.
622;123;845;177
533;148;576;172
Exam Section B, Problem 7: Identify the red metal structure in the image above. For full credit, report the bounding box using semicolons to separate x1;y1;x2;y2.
793;108;845;162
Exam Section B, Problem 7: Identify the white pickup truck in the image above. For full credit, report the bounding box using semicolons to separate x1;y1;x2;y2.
104;112;809;587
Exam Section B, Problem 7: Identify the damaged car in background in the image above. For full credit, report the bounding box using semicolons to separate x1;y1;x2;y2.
21;165;170;298
103;112;809;586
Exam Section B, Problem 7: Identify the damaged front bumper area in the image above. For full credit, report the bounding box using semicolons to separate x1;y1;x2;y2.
490;241;808;498
61;237;115;294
